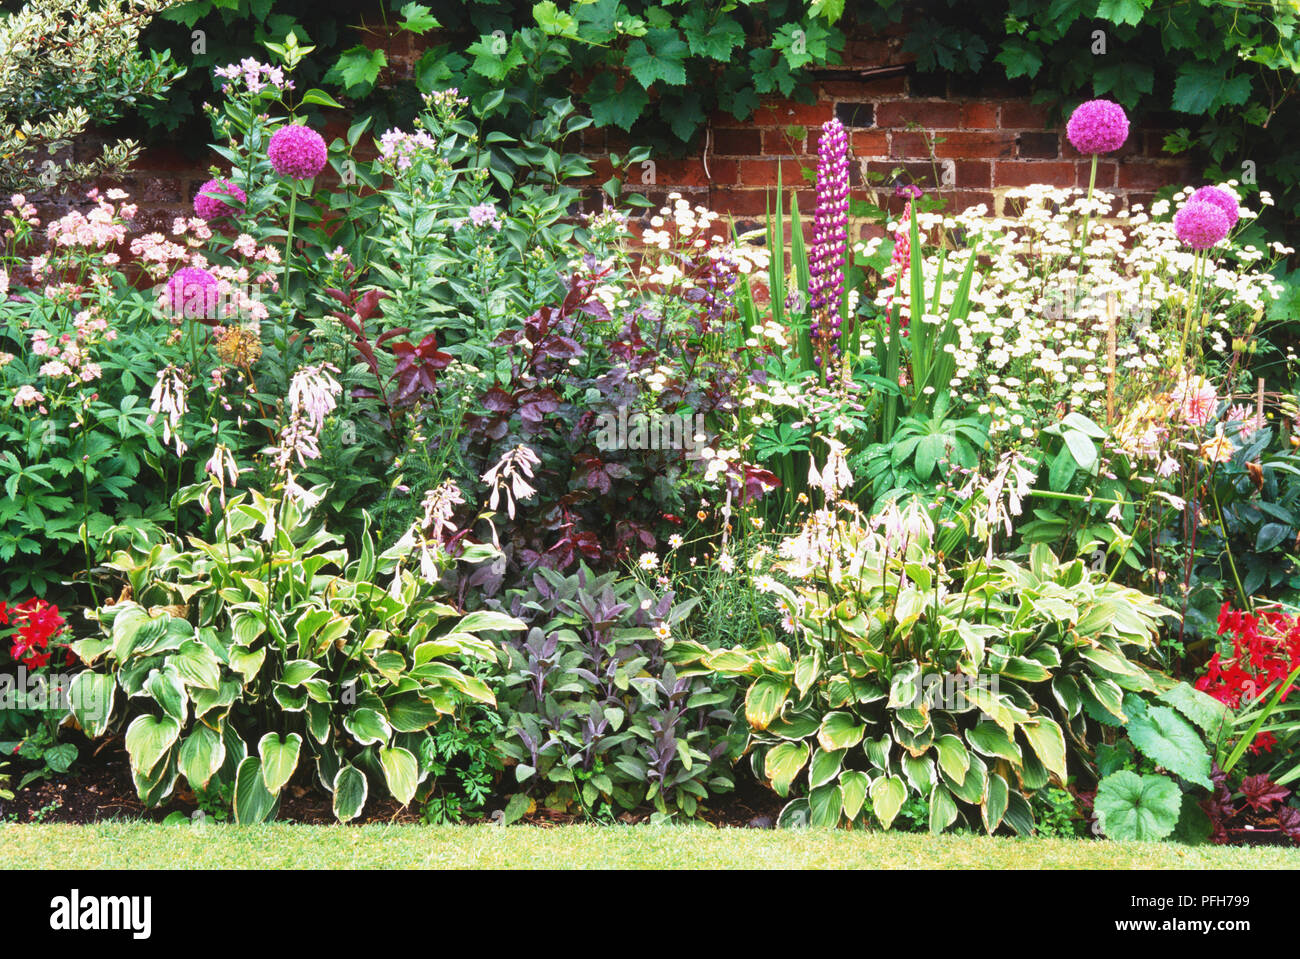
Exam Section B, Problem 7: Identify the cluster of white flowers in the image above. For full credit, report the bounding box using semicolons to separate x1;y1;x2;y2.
854;183;1290;438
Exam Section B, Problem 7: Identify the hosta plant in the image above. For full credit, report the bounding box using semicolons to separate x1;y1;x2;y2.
66;485;524;823
672;496;1176;834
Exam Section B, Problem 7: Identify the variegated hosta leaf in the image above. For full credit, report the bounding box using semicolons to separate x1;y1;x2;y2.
258;732;302;794
840;770;870;821
808;782;843;827
1019;717;1067;779
870;775;907;830
124;714;180;775
379;745;419;805
745;677;790;731
178;723;225;790
817;711;865;751
928;784;959;834
808;748;844;788
333;765;368;823
234;757;279;824
982;772;1009;834
764;740;809;797
966;720;1021;764
935;734;970;786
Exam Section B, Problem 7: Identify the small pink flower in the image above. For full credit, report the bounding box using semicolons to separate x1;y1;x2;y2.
1172;375;1217;427
268;125;328;179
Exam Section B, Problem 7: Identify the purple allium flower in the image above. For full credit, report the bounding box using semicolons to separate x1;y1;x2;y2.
894;182;923;200
1188;185;1240;228
193;177;247;221
268;124;328;179
808;117;849;354
1174;200;1230;250
164;266;220;319
1066;99;1129;155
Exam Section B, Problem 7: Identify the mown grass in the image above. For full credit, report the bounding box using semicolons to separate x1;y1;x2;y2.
3;823;1298;869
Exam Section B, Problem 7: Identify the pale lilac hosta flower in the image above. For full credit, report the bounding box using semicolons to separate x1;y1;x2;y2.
482;445;541;519
871;499;935;556
201;443;243;515
148;365;189;456
269;414;321;471
958;452;1036;558
403;481;467;583
286;363;341;434
808;117;849;357
807;437;853;500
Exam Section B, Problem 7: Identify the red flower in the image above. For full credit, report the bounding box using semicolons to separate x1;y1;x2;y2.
1198;602;1300;751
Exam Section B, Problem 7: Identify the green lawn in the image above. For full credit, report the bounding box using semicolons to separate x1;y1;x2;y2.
3;823;1298;868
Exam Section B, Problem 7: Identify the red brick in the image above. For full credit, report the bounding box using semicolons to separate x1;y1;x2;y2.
891;131;932;158
941;190;996;212
994;160;1076;187
1117;161;1185;190
867;159;941;189
1075;160;1118;189
643;157;716;188
934;131;1016;159
762;127;806;154
707;188;775;217
819;74;907;98
961;102;999;128
1017;132;1060;159
845;38;909;66
753;98;835;127
851;131;889;156
1000;101;1051;129
857;222;887;243
703;157;739;185
876;100;962;129
953;160;992;188
712;128;762;155
739;158;812;187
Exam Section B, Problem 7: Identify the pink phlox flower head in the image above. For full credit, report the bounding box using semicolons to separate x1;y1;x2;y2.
1188;185;1240;229
377;128;437;170
164;266;220;320
1171;375;1217;428
1174;199;1230;250
1066;99;1129;155
194;178;247;221
467;202;502;230
268;124;328;180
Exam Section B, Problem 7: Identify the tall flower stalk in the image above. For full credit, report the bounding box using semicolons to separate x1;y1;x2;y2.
808;117;849;375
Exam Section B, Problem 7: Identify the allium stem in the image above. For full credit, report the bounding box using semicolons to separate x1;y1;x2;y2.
282;185;298;376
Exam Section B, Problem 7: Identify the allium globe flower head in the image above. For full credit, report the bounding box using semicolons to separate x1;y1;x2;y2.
1188;185;1240;228
164;266;220;320
1066;99;1129;155
268;124;328;180
808;117;849;356
193;177;247;221
1174;199;1230;250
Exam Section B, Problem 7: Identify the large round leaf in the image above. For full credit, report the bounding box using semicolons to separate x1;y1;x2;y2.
124;714;180;776
333;765;369;823
1125;706;1212;789
344;707;391;746
817;711;865;751
745;677;790;731
1095;771;1181;841
870;775;907;830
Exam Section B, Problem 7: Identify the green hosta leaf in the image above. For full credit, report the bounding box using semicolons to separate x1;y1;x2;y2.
817;711;865;751
870;775;907;830
1158;682;1230;737
745;677;789;730
332;765;368;823
943;753;988;805
144;668;188;725
1125;705;1212;789
228;647;266;682
379;746;419;805
171;641;221;690
777;797;811;829
279;660;323;686
1020;717;1067;778
794;649;820;696
928;784;959;834
234;757;279;824
808;748;844;788
1095;771;1181;841
765;741;809;797
862;734;891;772
178;723;225;789
982;772;1009;834
124;714;180;775
456;610;527;634
344;707;391;746
840;770;870;821
258;732;302;795
902;754;935;795
68;672;114;739
935;734;970;785
966;721;1021;764
385;693;441;732
808;782;843;827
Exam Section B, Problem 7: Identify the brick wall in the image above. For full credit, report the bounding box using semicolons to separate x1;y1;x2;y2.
50;19;1194;245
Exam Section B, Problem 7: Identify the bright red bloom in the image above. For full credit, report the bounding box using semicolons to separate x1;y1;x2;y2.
1197;602;1300;751
3;597;66;669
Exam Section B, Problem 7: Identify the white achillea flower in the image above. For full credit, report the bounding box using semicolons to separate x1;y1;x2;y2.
482;444;541;519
